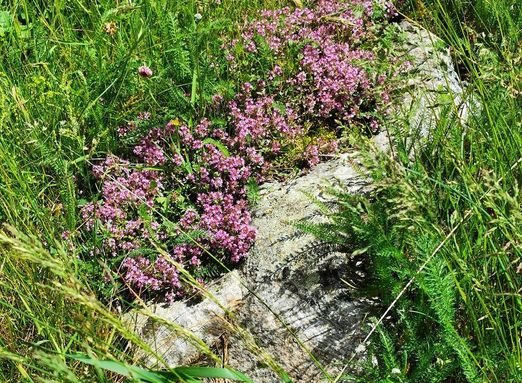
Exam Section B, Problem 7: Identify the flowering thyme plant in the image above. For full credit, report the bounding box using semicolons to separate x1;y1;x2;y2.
80;0;407;302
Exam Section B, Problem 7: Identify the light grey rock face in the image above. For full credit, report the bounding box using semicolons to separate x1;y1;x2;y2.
397;21;476;145
125;21;470;383
125;270;245;367
226;155;374;382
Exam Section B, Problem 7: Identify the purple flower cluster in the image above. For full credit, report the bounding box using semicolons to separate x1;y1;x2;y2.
82;118;258;300
219;0;402;170
170;118;257;265
133;128;167;166
81;155;164;254
81;0;403;302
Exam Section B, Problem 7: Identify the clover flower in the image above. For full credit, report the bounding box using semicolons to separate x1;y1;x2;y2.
138;65;153;78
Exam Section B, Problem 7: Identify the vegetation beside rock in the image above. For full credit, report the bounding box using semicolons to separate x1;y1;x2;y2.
0;0;520;382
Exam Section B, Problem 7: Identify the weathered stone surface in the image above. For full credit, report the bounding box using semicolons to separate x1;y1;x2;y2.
125;270;245;367
125;21;472;383
397;21;476;145
225;154;374;382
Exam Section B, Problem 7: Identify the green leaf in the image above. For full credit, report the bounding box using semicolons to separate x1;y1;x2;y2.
0;11;14;36
272;101;287;114
155;196;168;204
138;204;151;221
246;177;260;205
164;367;254;382
68;354;255;382
68;354;166;383
278;370;294;383
202;137;230;157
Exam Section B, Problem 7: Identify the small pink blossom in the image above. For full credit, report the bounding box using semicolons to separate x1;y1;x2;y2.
138;65;153;78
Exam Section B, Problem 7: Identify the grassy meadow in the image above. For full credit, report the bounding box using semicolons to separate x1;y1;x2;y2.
0;0;520;382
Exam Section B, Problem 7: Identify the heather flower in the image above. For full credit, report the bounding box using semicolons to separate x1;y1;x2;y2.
117;125;129;137
180;210;198;229
134;133;166;166
305;145;320;167
195;118;210;136
370;119;379;132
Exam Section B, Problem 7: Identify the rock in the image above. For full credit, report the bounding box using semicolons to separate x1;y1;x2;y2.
125;21;472;383
125;270;245;367
226;155;374;382
397;21;477;146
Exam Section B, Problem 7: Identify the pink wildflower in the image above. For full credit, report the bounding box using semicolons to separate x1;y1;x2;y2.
138;65;153;78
